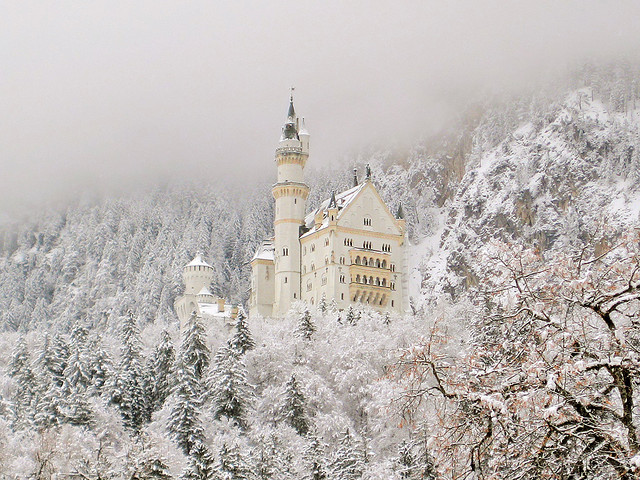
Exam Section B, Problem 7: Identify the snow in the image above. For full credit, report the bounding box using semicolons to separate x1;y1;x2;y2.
197;286;213;296
251;240;275;262
186;254;212;268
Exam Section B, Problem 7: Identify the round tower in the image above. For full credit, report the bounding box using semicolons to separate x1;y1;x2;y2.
272;93;309;316
183;254;214;296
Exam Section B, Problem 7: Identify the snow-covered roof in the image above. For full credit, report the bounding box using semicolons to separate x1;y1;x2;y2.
186;254;212;268
197;286;213;296
251;239;275;262
198;302;242;319
302;183;366;237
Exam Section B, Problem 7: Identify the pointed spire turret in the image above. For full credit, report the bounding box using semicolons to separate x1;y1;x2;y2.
365;164;372;181
328;191;337;209
281;88;299;141
396;202;404;219
353;168;359;187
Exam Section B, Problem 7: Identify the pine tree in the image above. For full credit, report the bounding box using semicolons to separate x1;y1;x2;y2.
345;306;357;326
331;429;365;480
318;294;327;314
182;312;211;381
209;345;252;430
87;336;112;394
148;330;176;413
8;338;37;427
213;443;251;480
228;310;255;355
61;345;93;426
303;436;328;480
295;310;316;341
281;374;309;436
183;441;214;480
132;458;174;480
396;440;417;479
168;363;206;456
111;310;147;431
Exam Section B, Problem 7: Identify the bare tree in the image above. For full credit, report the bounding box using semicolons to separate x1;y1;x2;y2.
395;232;640;479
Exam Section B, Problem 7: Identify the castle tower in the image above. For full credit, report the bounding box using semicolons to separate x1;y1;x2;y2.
272;93;309;316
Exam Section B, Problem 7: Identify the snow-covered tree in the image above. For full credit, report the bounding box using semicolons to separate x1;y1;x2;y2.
295;310;316;341
147;330;176;413
168;363;206;456
396;234;640;478
181;312;210;382
183;441;214;480
281;374;309;436
208;345;252;430
331;429;365;480
302;435;328;480
212;443;251;480
111;310;148;431
228;310;255;355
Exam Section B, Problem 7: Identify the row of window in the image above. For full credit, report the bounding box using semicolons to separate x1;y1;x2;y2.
363;217;372;226
352;276;396;289
300;238;392;255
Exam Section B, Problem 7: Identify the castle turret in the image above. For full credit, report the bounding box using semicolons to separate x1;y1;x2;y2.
183;254;214;295
272;93;309;316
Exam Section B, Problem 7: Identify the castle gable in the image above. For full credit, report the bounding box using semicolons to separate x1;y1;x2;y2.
336;182;401;236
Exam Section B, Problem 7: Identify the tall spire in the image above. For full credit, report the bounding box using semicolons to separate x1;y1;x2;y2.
287;87;296;121
365;164;372;181
353;168;358;187
281;88;299;141
328;191;337;209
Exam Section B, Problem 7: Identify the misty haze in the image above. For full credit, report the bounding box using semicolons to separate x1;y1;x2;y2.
1;2;640;479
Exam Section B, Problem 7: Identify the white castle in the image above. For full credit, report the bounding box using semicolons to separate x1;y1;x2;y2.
249;95;408;318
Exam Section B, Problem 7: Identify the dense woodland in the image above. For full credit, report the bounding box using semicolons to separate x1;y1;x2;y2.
1;64;640;478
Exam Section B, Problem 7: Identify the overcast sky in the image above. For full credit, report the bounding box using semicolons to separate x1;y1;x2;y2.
1;1;639;214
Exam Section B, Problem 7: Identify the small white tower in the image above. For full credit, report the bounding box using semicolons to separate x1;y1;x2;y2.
174;254;214;327
272;92;309;316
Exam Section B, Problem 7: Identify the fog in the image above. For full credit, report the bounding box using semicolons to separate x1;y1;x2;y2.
1;1;639;214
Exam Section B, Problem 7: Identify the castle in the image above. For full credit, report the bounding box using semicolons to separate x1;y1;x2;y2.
249;95;408;318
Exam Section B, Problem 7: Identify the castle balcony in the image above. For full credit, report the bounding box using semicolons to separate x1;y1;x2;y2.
349;249;391;270
349;264;391;287
349;282;390;307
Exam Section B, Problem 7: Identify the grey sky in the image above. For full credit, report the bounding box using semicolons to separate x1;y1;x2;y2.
1;1;639;213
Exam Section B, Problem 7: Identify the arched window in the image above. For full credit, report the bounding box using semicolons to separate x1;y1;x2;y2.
324;238;329;246
376;277;380;286
362;257;367;266
311;262;315;271
321;275;327;286
376;259;381;268
355;256;361;265
382;260;387;269
356;274;361;283
340;256;345;264
307;281;312;291
364;217;372;226
369;276;374;285
382;278;387;286
283;247;289;256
